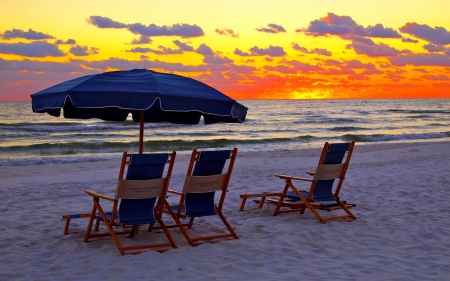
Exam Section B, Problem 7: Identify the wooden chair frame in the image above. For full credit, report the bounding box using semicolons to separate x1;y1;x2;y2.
160;148;239;246
84;151;177;255
240;142;356;223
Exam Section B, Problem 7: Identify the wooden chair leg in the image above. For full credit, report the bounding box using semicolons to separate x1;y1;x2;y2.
94;199;125;255
188;217;195;229
239;196;248;211
164;201;195;246
94;219;100;231
217;211;239;239
63;218;70;235
288;182;326;224
157;219;177;249
176;217;195;246
300;206;306;214
336;198;356;219
258;196;266;208
84;199;98;242
273;183;290;216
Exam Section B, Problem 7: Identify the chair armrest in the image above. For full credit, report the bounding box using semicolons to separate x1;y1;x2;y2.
275;174;314;182
167;189;183;195
85;190;114;201
306;171;315;176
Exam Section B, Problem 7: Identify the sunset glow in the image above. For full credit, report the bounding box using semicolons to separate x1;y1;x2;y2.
1;0;450;100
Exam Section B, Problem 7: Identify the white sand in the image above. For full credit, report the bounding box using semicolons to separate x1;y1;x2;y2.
2;141;450;280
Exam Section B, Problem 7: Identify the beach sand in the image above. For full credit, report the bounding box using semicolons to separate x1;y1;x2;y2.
1;141;450;280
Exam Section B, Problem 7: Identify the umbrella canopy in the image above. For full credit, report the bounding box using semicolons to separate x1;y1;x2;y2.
31;68;247;153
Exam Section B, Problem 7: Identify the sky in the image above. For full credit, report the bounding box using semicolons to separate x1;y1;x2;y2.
1;0;450;101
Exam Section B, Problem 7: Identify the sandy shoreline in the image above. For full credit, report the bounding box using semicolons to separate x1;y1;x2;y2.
2;141;450;280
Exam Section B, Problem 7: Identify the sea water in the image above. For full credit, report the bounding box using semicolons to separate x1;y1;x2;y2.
1;99;449;166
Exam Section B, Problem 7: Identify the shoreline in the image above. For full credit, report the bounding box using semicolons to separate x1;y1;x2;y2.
3;139;449;181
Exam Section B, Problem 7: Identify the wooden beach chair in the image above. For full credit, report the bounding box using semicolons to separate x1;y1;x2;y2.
160;148;239;246
240;142;356;223
84;152;177;255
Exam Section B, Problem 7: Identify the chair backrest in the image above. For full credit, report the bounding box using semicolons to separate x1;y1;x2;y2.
115;152;175;225
183;148;237;217
310;142;354;201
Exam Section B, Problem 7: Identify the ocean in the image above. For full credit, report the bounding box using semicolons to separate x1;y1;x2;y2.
1;99;449;166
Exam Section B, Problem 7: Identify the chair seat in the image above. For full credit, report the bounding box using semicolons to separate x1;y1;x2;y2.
97;211;157;226
168;204;217;218
286;191;335;202
96;212;118;222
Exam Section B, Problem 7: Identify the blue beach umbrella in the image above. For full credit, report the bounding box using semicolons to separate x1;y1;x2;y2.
30;68;247;153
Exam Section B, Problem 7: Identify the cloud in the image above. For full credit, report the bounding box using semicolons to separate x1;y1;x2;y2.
402;37;418;43
0;58;85;72
299;18;353;36
399;23;450;45
282;59;325;74
126;47;152;53
196;44;214;55
361;24;402;38
264;65;297;74
422;74;450;80
343;34;410;57
1;28;55;40
126;46;183;55
127;23;204;38
127;40;192;54
81;57;211;73
256;23;286;34
423;44;446;52
87;16;204;38
0;41;65;57
129;36;152;45
348;74;370;80
194;44;234;66
215;28;239;38
320;67;356;75
298;13;401;39
203;55;233;64
318;58;382;75
69;45;99;56
346;36;375;45
385;73;405;81
173;40;194;51
55;39;77;45
346;60;383;74
292;43;309;53
249;46;286;56
292;43;332;56
390;53;450;66
351;42;406;57
87;16;127;28
234;48;251;56
323;59;342;66
432;83;450;87
234;45;286;57
229;64;256;74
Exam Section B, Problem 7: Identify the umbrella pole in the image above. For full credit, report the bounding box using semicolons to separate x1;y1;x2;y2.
139;110;144;154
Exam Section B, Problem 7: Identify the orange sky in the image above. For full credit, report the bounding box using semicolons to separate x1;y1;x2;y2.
1;0;450;100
